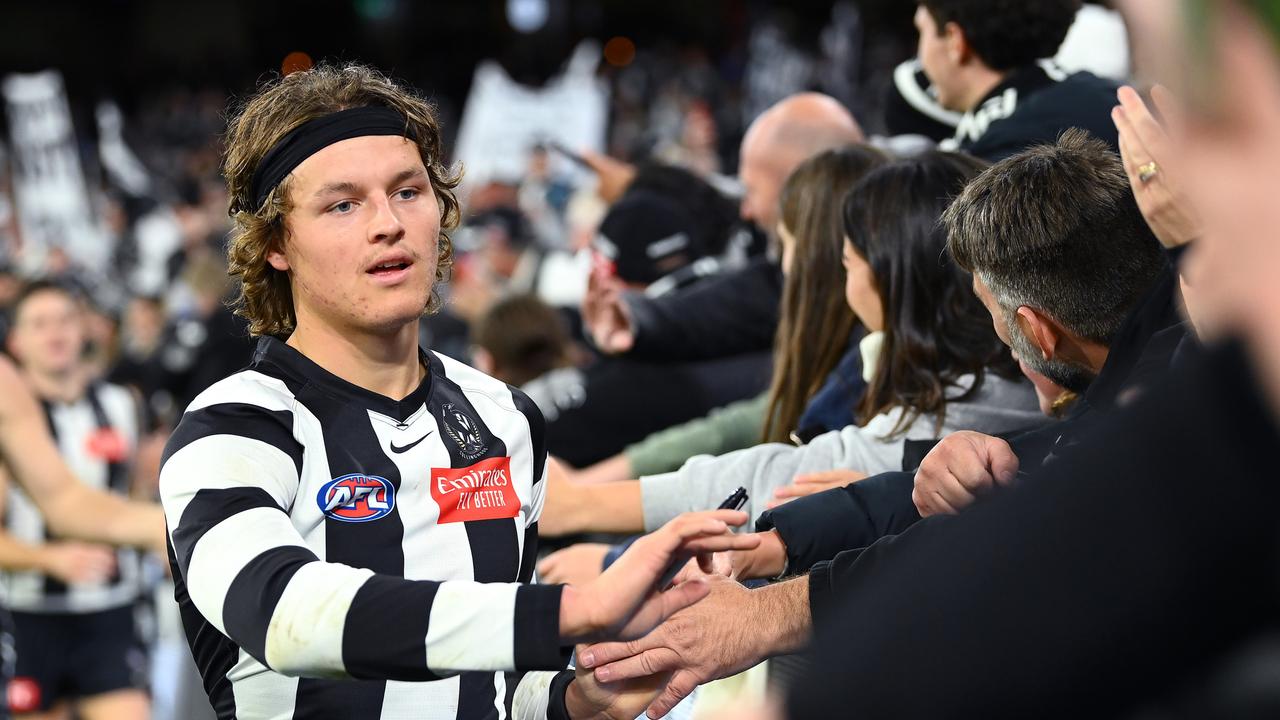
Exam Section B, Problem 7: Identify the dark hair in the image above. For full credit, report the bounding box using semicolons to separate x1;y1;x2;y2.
471;295;571;387
223;62;461;337
944;129;1165;344
762;144;889;443
11;280;78;320
468;206;536;251
627;163;740;257
842;151;1016;436
920;0;1081;71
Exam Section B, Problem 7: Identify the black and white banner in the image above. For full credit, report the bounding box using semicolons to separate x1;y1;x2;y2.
454;41;608;187
3;70;108;273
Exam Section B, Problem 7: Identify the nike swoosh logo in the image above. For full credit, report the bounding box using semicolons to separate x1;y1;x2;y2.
390;431;433;454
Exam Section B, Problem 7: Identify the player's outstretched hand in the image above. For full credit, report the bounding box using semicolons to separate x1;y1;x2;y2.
558;510;760;644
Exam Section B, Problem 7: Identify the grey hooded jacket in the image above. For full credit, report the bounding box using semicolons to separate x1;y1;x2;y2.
640;372;1046;530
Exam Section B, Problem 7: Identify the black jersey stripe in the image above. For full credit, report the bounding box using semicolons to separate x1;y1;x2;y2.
518;522;539;585
290;676;390;720
169;538;240;720
222;545;319;667
511;386;546;588
341;574;444;682
86;385;130;588
298;384;406;577
37;399;69;598
291;383;406;717
509;388;547;486
170;486;282;577
512;584;571;670
86;384;131;494
427;362;521;720
163;403;302;475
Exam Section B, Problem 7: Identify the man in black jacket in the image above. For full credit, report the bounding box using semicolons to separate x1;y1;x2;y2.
536;186;773;467
582;93;863;361
916;0;1120;161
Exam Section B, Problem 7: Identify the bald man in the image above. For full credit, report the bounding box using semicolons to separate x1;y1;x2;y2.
737;92;864;231
583;92;863;360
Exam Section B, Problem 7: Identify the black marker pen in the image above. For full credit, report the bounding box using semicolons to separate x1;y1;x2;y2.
657;487;750;588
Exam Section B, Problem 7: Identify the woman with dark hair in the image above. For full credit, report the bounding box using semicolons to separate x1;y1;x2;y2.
540;152;1047;537
840;151;1020;439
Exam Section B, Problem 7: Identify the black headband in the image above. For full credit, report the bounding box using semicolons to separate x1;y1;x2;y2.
248;105;416;211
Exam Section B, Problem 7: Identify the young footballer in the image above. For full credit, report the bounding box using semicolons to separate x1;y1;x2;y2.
159;63;756;720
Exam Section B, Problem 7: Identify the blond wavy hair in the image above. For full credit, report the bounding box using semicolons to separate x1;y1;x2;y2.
223;62;461;337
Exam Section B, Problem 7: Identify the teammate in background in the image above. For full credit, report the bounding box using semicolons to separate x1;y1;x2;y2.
1;281;152;720
0;356;166;720
159;62;756;720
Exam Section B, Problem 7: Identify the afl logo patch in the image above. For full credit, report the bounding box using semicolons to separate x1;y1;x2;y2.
440;402;488;460
317;474;396;523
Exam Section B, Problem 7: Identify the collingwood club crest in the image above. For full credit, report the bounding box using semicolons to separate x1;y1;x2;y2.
441;403;487;460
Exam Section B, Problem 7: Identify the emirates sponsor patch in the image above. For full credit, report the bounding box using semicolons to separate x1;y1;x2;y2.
431;457;520;523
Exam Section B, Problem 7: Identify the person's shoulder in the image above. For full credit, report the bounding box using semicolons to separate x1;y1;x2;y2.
521;366;586;423
951;372;1047;429
182;367;297;417
977;71;1121;160
1060;70;1121;92
1024;70;1119;113
1034;71;1120;110
0;355;34;424
164;369;303;470
0;354;22;392
430;351;528;415
93;381;145;426
95;380;137;407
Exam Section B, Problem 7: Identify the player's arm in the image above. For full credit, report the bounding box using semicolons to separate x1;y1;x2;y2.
0;357;166;555
515;454;757;720
165;398;755;683
0;465;115;582
0;465;43;571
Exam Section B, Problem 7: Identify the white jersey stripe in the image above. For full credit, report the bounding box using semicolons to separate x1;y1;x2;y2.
380;676;462;720
162;435;301;534
228;648;298;720
265;561;373;677
185;507;310;638
424;582;519;674
185;371;297;414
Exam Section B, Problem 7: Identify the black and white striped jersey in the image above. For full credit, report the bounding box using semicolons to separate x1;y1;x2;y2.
160;337;571;720
3;381;143;614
